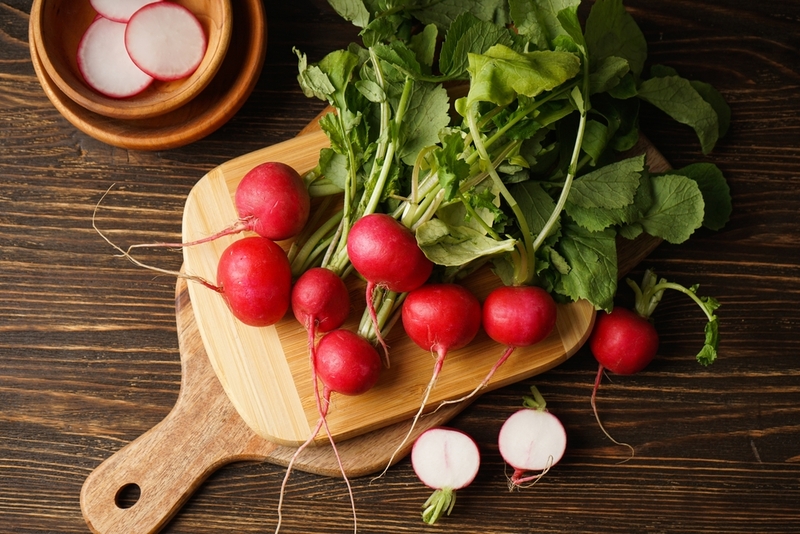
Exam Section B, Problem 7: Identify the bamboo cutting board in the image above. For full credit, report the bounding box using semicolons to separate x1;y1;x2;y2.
181;126;665;447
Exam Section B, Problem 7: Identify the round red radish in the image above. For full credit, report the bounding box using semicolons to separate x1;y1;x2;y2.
315;329;382;397
215;236;291;327
235;162;311;242
589;307;659;375
411;427;480;525
402;283;482;359
291;267;350;333
498;408;567;482
347;213;433;293
89;0;162;22
483;285;558;348
125;2;207;81
77;17;153;98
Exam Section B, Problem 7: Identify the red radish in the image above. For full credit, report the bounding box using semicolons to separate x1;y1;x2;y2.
411;427;480;525
588;269;720;457
214;236;292;327
276;328;381;534
590;307;659;375
89;0;162;22
291;267;350;337
77;17;153;99
346;213;433;360
374;283;481;479
443;285;558;406
498;386;567;487
124;2;207;81
128;162;311;253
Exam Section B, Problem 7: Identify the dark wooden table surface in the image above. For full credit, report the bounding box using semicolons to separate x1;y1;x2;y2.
2;1;799;533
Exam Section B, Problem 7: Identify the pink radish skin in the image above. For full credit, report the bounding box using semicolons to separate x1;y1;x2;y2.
89;0;162;22
77;17;154;99
213;236;291;327
125;2;207;81
588;306;659;457
276;328;381;534
235;162;311;242
291;267;350;336
346;213;433;360
498;408;567;487
443;285;557;408
128;162;310;253
374;283;481;480
411;427;480;525
347;213;433;293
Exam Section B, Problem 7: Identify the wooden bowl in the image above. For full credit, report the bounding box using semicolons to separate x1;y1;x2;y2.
30;0;232;120
29;0;266;150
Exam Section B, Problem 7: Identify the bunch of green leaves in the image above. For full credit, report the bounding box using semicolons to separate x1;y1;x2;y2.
293;0;732;316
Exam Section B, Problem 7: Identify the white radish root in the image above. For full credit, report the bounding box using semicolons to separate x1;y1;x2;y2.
89;0;162;22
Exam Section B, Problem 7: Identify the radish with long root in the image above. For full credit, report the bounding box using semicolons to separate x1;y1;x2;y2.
127;162;311;255
346;213;433;363
498;386;567;489
411;427;480;525
588;268;720;457
439;285;558;410
275;327;382;534
374;283;481;480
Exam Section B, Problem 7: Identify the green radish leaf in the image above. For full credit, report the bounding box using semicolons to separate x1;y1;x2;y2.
667;163;732;231
556;222;618;311
585;0;647;78
416;218;517;266
639;174;705;243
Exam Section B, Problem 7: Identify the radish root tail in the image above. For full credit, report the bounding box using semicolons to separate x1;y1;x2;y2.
434;345;516;413
591;364;635;462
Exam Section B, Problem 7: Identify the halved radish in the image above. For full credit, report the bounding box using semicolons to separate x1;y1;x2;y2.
77;17;154;99
89;0;163;23
124;3;207;81
411;427;480;525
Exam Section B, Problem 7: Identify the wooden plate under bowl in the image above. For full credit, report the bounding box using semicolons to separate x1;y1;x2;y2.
28;0;265;150
30;0;233;120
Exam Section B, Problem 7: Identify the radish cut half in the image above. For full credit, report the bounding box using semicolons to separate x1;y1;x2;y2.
125;2;207;81
411;427;480;525
89;0;163;22
76;17;154;99
498;408;567;474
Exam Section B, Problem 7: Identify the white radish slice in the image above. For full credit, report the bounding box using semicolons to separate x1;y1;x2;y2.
498;408;567;474
124;3;207;81
77;17;154;99
89;0;163;23
411;427;480;525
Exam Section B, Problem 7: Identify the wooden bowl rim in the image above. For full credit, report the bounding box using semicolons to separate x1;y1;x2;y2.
30;0;233;120
29;0;266;150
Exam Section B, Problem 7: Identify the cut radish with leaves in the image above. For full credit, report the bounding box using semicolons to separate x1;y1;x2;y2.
125;2;207;81
89;0;162;22
77;17;153;99
498;386;567;488
411;427;480;525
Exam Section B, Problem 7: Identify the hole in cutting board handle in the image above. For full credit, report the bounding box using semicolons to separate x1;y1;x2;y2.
115;483;141;509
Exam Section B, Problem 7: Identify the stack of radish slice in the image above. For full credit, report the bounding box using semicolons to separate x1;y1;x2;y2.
77;0;208;98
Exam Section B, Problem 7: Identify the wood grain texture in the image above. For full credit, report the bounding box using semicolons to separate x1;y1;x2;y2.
1;0;800;533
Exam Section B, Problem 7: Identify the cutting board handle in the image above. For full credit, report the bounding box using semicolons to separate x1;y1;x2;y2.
80;289;276;533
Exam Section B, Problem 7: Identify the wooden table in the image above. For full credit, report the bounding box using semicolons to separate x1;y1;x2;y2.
2;1;799;532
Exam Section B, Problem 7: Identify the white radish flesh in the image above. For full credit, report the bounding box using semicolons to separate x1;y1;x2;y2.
411;428;480;525
498;408;566;485
89;0;162;22
77;17;154;99
412;428;480;491
125;3;207;81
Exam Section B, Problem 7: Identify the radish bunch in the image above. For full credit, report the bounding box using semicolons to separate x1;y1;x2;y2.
588;269;720;455
78;1;207;98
